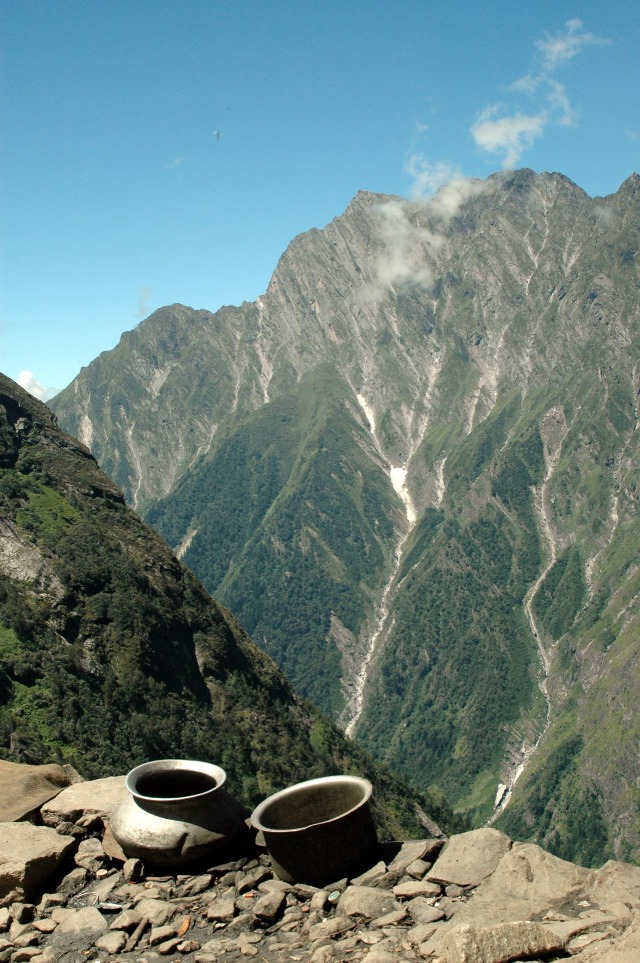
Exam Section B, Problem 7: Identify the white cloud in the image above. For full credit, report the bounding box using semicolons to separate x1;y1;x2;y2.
164;157;183;170
357;200;435;306
17;370;57;402
472;19;610;169
471;107;547;168
406;156;461;200
364;159;491;304
536;18;607;73
406;154;488;219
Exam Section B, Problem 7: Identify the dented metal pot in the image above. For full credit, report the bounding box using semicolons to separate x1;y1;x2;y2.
251;775;378;886
110;759;249;871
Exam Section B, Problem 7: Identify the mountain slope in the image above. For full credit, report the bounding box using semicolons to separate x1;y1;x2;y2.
51;170;640;864
0;372;460;839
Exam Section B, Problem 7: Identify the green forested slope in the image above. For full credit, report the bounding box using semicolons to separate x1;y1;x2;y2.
148;366;400;716
0;373;463;839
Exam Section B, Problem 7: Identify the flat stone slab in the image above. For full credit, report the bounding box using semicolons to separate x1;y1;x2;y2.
437;920;566;963
0;823;76;906
427;828;511;887
40;775;127;827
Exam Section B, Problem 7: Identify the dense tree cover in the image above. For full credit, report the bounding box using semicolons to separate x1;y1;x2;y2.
357;498;538;806
533;546;586;640
498;733;613;868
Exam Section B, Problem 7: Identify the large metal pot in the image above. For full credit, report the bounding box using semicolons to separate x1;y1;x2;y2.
110;759;249;871
251;775;378;885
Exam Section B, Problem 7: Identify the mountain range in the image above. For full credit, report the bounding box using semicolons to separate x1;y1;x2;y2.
50;169;640;866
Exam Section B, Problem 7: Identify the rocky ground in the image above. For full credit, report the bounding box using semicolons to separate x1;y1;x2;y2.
2;773;640;963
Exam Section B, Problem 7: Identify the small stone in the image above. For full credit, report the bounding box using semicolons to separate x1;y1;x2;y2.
406;922;438;946
9;920;32;940
156;937;180;955
361;950;398;963
406;859;431;878
237;869;271;894
309;889;329;913
148;925;178;945
407;897;446;925
252;890;285;924
32;920;56;934
133;899;175;927
291;883;321;900
57;867;88;896
123;858;145;883
257;879;290;894
308;916;355;942
10;905;35;924
9;949;42;962
240;947;258;957
350;861;389;887
393;879;441;899
337;886;400;920
74;838;106;874
445;882;466;897
178;875;211;897
110;909;142;931
0;908;9;930
31;949;59;963
94;930;127;954
13;932;41;948
369;908;407;928
206;898;235;922
54;821;84;839
176;940;200;953
37;894;65;913
52;906;109;939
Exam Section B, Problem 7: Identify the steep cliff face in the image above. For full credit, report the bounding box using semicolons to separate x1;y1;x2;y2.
51;170;640;863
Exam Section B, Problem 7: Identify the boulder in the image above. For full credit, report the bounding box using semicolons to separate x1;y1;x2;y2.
0;823;75;905
427;828;511;888
40;775;127;828
0;762;78;822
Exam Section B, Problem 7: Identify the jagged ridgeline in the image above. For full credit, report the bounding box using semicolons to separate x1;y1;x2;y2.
51;170;640;865
0;374;463;839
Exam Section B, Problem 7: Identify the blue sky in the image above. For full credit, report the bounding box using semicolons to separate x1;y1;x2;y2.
2;0;638;399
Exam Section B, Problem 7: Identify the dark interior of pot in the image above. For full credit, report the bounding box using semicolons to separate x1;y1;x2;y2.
134;769;218;799
260;780;366;830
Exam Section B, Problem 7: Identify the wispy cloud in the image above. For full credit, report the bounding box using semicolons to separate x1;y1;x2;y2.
472;19;610;168
536;18;606;73
136;286;152;320
164;157;183;171
363;158;490;304
17;370;57;402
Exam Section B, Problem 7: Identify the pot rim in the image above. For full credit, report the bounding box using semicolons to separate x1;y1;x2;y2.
125;758;227;803
251;774;373;834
